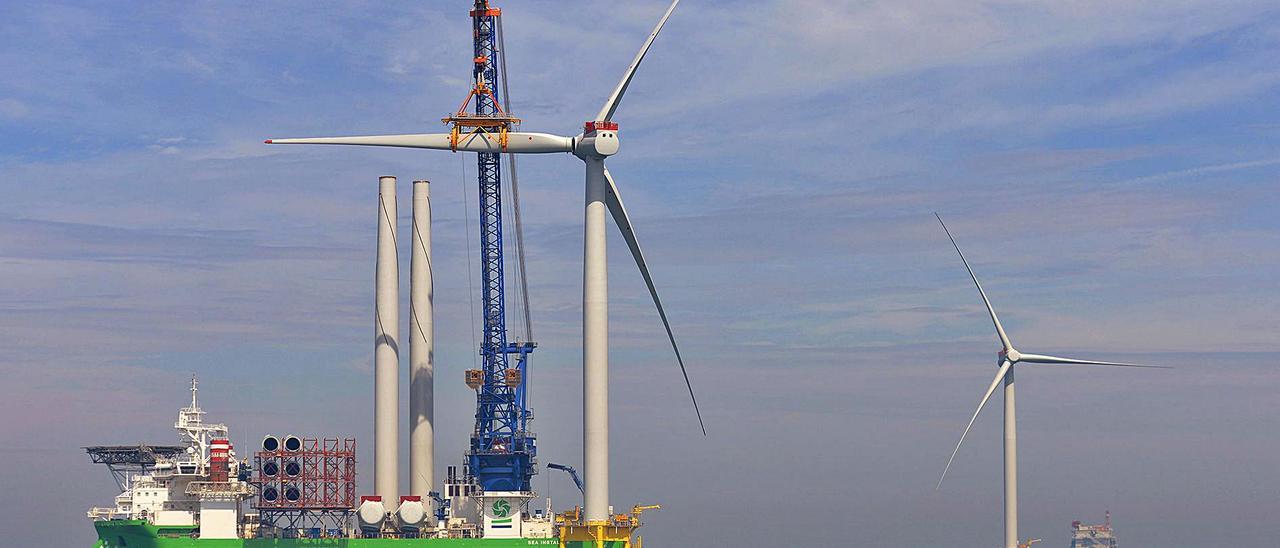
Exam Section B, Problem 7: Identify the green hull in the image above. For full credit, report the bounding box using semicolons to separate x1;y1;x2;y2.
94;521;623;548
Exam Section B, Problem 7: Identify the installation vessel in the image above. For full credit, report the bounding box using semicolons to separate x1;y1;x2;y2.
86;1;699;547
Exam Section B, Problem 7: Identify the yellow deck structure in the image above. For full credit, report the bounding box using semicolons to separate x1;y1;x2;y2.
556;505;659;548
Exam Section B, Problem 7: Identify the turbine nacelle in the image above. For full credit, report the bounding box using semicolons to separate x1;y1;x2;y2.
573;121;621;159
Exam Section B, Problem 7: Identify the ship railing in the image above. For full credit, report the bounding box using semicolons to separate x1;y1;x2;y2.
87;507;130;521
185;481;254;497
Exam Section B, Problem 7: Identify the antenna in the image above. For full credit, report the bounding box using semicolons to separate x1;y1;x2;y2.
189;374;198;409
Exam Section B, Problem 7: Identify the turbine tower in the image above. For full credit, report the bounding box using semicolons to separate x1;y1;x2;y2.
374;176;399;510
409;179;433;498
266;0;703;522
933;214;1167;548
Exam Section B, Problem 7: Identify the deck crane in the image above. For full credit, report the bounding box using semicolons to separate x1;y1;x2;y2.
448;0;537;493
546;463;584;495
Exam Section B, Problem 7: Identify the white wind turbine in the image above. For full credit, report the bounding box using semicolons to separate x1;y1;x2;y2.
933;214;1168;548
266;0;702;523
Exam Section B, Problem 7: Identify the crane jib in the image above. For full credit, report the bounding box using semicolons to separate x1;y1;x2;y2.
463;0;537;494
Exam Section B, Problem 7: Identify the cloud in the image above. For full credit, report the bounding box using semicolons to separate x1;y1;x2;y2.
0;98;28;119
1121;157;1280;185
0;217;355;266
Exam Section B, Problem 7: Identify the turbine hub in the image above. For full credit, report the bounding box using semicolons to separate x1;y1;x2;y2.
573;120;620;159
1003;348;1021;363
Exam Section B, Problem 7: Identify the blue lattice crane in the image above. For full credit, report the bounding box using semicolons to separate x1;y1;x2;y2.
265;0;706;506
446;0;537;493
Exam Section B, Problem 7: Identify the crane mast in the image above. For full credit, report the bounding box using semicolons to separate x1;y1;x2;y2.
448;0;537;494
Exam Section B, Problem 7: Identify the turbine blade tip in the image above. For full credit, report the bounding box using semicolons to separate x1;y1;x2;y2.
264;139;273;144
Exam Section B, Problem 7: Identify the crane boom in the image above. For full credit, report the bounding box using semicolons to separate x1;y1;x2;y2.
547;463;584;495
450;0;537;493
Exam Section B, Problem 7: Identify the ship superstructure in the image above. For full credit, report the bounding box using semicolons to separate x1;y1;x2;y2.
1070;511;1119;548
86;378;253;539
87;379;565;544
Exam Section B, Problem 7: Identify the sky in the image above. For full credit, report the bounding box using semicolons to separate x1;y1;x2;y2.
1;0;1278;546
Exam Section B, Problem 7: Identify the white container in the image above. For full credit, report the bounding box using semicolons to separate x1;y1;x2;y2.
357;498;387;534
394;499;427;531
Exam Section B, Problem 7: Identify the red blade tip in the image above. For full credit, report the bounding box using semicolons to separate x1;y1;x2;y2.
264;139;273;144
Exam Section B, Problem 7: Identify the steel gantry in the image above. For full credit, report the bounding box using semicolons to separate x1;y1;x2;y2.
447;0;536;493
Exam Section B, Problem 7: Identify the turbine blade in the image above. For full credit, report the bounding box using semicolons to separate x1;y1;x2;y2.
266;134;454;149
937;360;1013;490
265;132;573;154
935;213;1014;352
595;0;681;122
602;167;705;435
1017;352;1172;369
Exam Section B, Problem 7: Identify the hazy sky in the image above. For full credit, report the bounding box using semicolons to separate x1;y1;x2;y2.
1;1;1278;546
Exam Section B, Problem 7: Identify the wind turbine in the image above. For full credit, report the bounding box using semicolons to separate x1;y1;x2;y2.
932;214;1167;548
265;0;702;523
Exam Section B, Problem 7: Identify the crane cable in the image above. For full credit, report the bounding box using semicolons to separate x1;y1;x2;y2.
461;154;479;370
496;13;534;343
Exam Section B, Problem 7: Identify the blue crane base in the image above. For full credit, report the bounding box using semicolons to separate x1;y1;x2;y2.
468;341;537;492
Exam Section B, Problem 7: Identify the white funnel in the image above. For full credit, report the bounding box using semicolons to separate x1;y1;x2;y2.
375;175;400;510
409;180;434;497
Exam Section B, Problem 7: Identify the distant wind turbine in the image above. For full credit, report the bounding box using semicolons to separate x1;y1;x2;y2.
932;213;1169;548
